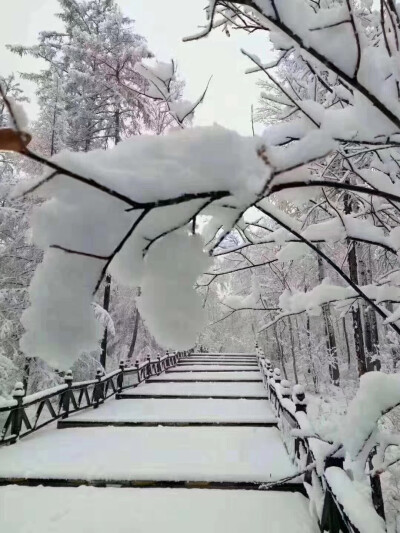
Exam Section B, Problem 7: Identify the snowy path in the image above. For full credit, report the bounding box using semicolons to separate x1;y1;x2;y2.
149;370;262;381
0;486;319;533
118;381;268;398
0;352;319;532
58;397;277;424
0;426;297;483
167;364;258;371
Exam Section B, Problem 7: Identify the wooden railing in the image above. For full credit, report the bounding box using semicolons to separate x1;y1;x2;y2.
256;348;385;533
0;350;189;446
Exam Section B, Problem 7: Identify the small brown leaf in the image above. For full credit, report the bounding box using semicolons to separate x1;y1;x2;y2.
0;128;32;153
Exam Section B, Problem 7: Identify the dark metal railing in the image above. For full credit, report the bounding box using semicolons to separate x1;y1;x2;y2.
256;348;384;533
0;350;189;446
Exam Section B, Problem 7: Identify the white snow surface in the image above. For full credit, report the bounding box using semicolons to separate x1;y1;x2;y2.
325;467;386;533
341;372;400;459
121;381;268;397
0;486;319;533
0;426;296;482
168;365;258;371
151;371;262;381
18;125;270;368
64;398;276;423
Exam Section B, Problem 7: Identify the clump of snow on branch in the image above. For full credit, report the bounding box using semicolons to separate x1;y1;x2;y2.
19;125;269;368
341;372;400;459
5;97;29;130
138;231;212;349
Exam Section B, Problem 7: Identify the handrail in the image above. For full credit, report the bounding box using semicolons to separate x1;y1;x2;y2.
0;350;190;445
256;348;385;533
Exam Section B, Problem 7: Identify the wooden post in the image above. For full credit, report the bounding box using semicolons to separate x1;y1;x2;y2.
93;369;104;409
62;370;73;418
117;361;125;392
11;382;25;441
280;379;291;398
293;384;307;413
273;368;282;384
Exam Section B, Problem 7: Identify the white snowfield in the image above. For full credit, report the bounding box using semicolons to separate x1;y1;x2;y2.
119;381;268;397
0;486;319;533
0;426;297;483
61;397;277;424
151;371;262;381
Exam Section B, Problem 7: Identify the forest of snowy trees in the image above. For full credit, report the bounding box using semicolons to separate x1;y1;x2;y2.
3;0;400;528
0;0;189;395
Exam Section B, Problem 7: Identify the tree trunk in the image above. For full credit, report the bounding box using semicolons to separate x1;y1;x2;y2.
99;115;121;368
344;188;367;376
306;314;318;392
273;323;287;379
114;107;121;145
317;251;340;385
126;309;140;360
100;274;111;369
342;317;351;369
49;77;59;156
288;317;299;383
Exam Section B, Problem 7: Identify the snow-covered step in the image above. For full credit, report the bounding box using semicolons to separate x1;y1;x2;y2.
191;353;257;357
57;398;277;427
118;381;268;399
0;486;319;533
147;371;262;382
0;426;297;484
182;357;257;362
177;362;258;366
166;366;258;372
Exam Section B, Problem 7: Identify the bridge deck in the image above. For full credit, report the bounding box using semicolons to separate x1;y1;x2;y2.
118;380;268;398
0;486;319;533
57;397;277;425
0;352;319;532
0;425;297;483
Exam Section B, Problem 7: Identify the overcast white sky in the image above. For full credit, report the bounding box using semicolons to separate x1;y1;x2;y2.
0;0;272;134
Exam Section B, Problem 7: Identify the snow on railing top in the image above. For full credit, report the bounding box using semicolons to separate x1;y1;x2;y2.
0;351;188;445
255;344;388;531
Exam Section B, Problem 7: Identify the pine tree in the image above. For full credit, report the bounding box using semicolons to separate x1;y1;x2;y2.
9;0;158;152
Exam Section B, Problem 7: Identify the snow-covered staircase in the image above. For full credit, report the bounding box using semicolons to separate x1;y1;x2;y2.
0;353;319;532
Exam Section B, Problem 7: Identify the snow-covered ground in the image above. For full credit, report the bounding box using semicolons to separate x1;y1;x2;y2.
168;365;258;371
0;426;296;482
0;486;319;533
120;381;268;397
62;397;277;424
151;371;262;381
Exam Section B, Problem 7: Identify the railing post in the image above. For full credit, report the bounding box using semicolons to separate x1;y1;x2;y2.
165;350;170;368
11;382;25;441
62;370;73;419
292;384;307;413
273;368;281;384
147;354;151;377
157;353;161;374
280;379;291;399
135;359;140;382
117;361;125;392
93;368;104;409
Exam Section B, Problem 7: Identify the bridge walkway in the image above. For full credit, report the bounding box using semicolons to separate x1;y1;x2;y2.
0;352;319;533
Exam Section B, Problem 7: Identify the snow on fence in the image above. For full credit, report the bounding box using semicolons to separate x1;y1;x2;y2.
0;351;189;446
255;345;386;533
